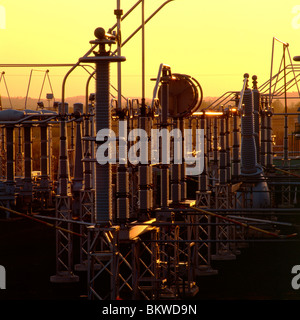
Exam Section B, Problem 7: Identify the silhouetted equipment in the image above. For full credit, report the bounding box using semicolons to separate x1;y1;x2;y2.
0;1;299;301
158;73;203;118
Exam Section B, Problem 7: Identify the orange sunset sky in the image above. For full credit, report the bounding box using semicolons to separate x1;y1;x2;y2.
0;0;300;102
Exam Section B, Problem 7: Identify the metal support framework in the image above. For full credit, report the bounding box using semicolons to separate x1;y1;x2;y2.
2;0;300;302
280;184;293;207
208;113;236;260
193;211;217;276
195;115;216;275
155;215;199;299
75;189;95;271
76;104;95;271
50;195;79;283
117;228;160;300
87;225;120;300
212;184;236;261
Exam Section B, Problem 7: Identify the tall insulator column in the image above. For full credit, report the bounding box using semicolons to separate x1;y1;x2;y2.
232;95;240;182
72;103;84;193
0;126;6;179
219;115;226;185
198;114;208;192
252;75;261;164
266;100;273;168
260;96;267;167
72;103;84;219
241;87;257;175
180;118;187;200
23;125;32;185
5;124;15;193
22;124;33;207
117;113;129;223
160;69;170;210
57;102;69;197
225;110;231;183
171;118;181;204
95;60;112;223
80;27;126;224
40;124;49;187
239;74;270;208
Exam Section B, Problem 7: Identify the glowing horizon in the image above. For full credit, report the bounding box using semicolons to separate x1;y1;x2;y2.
0;0;300;104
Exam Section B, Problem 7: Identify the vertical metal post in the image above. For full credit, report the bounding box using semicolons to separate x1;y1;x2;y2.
90;101;96;191
283;46;289;166
198;114;207;192
117;115;129;223
15;126;23;178
225;111;231;183
48;125;53;183
72;104;84;193
260;96;266;167
180;118;187;201
5;125;15;194
115;0;123;111
22;124;33;210
0;126;6;179
36;123;51;208
171;118;181;204
252;76;260;164
51;100;78;282
206;117;211;187
232;95;240;182
23;125;32;186
57;103;69;197
114;2;130;224
138;114;151;221
266;100;273;168
211;117;219;188
141;0;145;107
40;125;49;185
72;108;83;221
219;115;226;185
76;90;95;271
160;67;170;210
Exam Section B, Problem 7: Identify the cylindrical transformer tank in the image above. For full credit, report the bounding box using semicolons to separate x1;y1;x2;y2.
73;103;83;114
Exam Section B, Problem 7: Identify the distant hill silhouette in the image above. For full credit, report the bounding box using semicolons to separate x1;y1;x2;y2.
0;96;86;111
0;96;153;111
1;93;300;112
